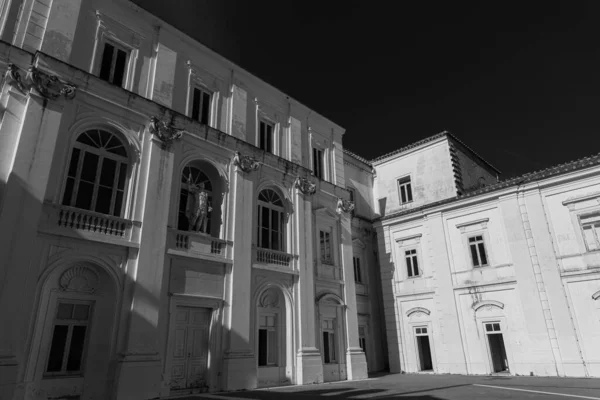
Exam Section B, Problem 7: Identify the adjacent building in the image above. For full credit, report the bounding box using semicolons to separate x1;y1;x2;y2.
0;1;598;400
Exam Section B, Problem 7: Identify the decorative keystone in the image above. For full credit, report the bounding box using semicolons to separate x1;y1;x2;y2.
5;64;76;99
233;151;260;173
149;116;184;145
295;176;316;195
336;198;355;215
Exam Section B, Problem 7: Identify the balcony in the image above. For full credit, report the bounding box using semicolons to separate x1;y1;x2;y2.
167;228;233;263
39;202;141;247
253;246;299;275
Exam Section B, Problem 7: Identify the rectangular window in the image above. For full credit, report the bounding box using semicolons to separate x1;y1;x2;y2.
580;213;600;251
405;249;420;277
191;86;211;125
258;315;277;366
99;42;128;87
320;230;332;264
485;322;501;332
322;319;336;363
313;148;324;179
469;235;489;267
353;256;362;283
397;177;413;204
46;301;92;376
259;120;274;153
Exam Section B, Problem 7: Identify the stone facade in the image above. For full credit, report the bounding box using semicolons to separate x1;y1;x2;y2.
0;1;599;400
0;1;372;399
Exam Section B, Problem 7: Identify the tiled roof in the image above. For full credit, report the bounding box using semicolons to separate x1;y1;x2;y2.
379;151;600;222
370;131;449;164
343;148;372;166
369;130;500;174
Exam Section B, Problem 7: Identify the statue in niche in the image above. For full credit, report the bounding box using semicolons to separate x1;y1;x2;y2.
185;173;213;233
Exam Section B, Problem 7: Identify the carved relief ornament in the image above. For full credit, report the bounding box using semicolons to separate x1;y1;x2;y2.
336;198;355;215
295;176;316;195
59;265;99;293
148;116;184;145
6;64;76;99
233;151;260;173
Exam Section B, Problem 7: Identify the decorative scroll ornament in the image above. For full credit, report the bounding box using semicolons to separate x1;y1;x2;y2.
233;151;260;173
148;116;183;145
336;198;355;215
59;266;99;294
5;64;76;99
295;176;316;195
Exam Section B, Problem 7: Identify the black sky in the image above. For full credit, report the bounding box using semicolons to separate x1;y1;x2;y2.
133;0;600;178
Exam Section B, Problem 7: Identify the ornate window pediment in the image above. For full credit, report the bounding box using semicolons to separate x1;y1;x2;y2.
59;265;99;294
406;307;431;318
472;300;504;312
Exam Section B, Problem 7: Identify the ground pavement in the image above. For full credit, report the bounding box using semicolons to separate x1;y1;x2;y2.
165;373;600;400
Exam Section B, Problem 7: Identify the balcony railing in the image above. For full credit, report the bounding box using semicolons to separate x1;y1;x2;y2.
255;247;297;268
168;228;232;260
40;202;140;245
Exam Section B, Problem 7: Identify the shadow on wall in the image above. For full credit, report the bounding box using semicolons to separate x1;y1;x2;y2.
177;387;447;400
378;198;387;218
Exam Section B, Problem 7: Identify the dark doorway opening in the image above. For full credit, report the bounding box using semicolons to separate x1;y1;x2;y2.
416;335;433;371
488;333;509;372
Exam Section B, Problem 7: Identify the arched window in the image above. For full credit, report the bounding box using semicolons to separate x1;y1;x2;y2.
178;165;213;233
62;130;128;217
257;189;285;251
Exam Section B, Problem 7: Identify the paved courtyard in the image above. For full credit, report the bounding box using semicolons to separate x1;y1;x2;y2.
170;373;600;400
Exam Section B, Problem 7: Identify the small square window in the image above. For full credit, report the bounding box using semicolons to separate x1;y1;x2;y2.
259;120;274;153
397;177;413;204
99;41;129;87
468;235;489;267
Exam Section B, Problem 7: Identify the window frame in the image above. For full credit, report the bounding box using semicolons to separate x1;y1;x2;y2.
61;130;130;218
97;39;131;88
353;255;363;283
258;118;275;154
320;229;333;265
188;85;213;126
256;189;286;252
468;234;489;267
312;147;325;180
347;187;356;216
257;313;278;367
322;318;337;364
578;212;600;252
44;299;94;377
404;247;421;278
397;175;413;205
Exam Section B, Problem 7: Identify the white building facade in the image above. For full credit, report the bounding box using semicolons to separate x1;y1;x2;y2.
372;133;600;378
0;1;381;399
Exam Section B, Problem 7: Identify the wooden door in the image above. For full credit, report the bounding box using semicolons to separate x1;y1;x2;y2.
169;306;210;390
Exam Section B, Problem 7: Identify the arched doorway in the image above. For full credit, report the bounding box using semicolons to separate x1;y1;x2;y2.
24;261;120;399
255;286;293;387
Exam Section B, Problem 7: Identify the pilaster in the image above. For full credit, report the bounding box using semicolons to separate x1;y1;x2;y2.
294;185;323;384
222;162;256;390
339;211;367;380
115;132;175;400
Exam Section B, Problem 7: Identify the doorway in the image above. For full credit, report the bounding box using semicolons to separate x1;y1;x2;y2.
485;322;509;373
415;326;433;371
168;306;211;391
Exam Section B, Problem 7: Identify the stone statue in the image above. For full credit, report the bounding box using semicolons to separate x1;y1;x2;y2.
185;174;213;233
